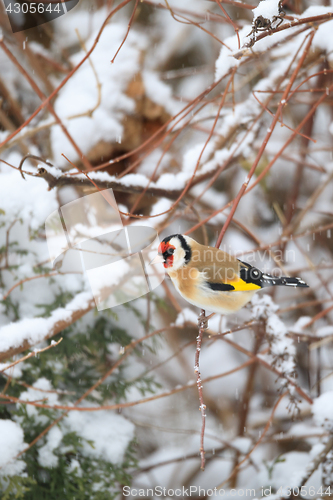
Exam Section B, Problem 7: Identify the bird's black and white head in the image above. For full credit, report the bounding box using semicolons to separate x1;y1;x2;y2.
157;234;192;270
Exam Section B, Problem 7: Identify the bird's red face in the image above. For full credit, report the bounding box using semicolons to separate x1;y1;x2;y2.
158;241;175;269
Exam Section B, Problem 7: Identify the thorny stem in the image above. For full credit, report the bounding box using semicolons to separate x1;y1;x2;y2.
190;69;237;471
195;309;207;470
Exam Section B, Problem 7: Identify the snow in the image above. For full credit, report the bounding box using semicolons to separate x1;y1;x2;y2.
266;313;296;378
253;0;281;22
313;392;333;432
95;171;147;189
251;295;296;382
0;361;23;378
251;294;279;320
62;168;183;195
0;170;58;230
17;378;60;423
317;325;333;337
38;426;63;468
54;8;108;48
66;458;82;476
16;380;135;469
216;5;333;85
143;70;180;116
231;437;252;454
286;422;324;445
50;19;178;168
0;164;93;324
155;171;188;190
64;410;135;464
292;316;312;333
182;141;215;173
215;27;247;81
39;164;63;179
2;0;333;493
86;258;131;309
148;198;173;226
51;23;146;166
0;291;92;354
267;452;317;490
0;420;26;476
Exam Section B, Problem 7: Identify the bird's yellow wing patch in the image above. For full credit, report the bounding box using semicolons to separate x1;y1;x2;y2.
226;276;261;292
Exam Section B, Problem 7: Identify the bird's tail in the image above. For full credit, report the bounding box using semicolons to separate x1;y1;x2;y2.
260;273;309;288
238;261;309;289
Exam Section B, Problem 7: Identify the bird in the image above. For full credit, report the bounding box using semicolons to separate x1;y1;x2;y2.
153;234;308;316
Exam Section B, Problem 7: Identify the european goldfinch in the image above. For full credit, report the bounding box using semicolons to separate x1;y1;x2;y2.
155;234;308;315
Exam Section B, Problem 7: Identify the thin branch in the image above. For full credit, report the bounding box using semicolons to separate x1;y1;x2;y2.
0;292;95;363
0;338;63;374
195;310;207;470
215;30;315;248
298;435;333;488
0;0;133;152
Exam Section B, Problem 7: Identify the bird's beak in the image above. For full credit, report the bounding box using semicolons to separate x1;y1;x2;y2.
149;254;165;265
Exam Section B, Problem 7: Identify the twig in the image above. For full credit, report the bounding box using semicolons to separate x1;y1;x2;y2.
230;321;265;487
2;272;58;301
0;356;257;412
195;310;207;470
215;392;287;489
298;435;333;488
5;346;257;470
110;0;140;63
3;219;18;269
214;0;240;49
234;12;333;59
0;338;63;374
215;30;315;248
0;0;133;152
0;292;95;363
0;39;94;172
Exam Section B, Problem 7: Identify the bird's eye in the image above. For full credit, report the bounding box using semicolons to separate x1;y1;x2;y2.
167;248;174;255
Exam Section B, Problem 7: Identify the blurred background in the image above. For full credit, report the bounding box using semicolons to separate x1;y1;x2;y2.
0;0;333;498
